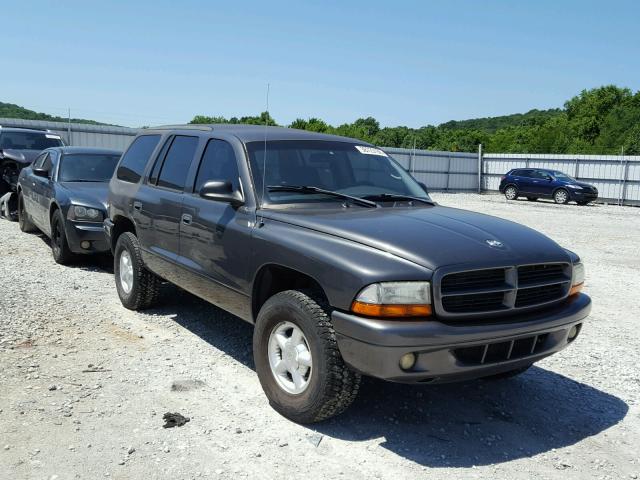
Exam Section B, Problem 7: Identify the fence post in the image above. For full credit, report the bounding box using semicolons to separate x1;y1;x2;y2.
620;157;629;206
477;144;483;193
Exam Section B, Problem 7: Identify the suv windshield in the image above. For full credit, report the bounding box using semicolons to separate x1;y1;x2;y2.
0;131;63;150
247;140;429;205
552;171;576;181
59;154;121;182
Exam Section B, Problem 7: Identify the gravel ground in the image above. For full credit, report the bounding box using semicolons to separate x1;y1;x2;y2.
1;193;639;480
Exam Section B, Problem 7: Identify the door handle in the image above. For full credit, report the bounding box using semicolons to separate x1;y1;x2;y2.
181;214;192;225
133;201;142;211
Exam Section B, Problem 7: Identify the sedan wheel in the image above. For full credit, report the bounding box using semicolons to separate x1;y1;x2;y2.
504;186;518;200
554;189;569;204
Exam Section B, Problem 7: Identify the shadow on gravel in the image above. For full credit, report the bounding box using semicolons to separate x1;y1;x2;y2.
35;233;113;273
150;288;628;468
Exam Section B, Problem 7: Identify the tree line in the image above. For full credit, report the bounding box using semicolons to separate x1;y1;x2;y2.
191;85;640;155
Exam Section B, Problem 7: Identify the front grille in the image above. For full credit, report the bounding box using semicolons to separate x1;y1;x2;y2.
442;291;506;313
518;264;565;286
453;333;549;365
516;283;565;307
441;268;505;293
438;263;571;318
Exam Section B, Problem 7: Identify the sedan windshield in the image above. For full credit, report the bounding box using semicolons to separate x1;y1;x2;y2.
0;131;63;150
247;140;429;206
59;154;121;182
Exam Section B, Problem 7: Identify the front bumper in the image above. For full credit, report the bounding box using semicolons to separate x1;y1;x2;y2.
569;190;598;202
65;219;110;254
332;293;591;383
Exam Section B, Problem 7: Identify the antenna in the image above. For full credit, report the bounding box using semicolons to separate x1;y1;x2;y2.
260;83;270;209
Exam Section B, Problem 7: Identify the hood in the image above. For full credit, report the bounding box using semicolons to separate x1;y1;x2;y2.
561;180;596;190
59;182;109;211
263;205;570;270
0;149;41;165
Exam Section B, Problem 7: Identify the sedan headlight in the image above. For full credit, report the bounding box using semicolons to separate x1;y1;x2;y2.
351;282;432;318
570;262;585;296
67;205;104;222
567;184;583;190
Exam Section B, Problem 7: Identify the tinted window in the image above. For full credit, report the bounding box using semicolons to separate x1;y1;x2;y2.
157;136;198;191
532;170;550;179
195;139;240;192
149;136;173;185
59;154;121;182
517;170;532;178
116;135;161;183
0;131;63;150
32;153;47;169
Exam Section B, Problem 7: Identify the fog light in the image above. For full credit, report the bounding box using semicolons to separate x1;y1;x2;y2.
400;352;416;371
568;324;580;341
80;241;91;250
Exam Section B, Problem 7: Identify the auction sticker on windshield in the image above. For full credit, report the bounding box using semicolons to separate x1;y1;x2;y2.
355;145;387;156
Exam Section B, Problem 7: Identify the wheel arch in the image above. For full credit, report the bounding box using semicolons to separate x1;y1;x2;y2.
251;263;328;322
110;215;137;252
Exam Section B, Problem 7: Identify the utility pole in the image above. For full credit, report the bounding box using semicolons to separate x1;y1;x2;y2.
67;108;72;145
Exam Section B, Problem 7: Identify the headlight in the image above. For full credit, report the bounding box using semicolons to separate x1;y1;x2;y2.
570;262;585;296
567;184;582;190
68;205;104;222
351;282;432;318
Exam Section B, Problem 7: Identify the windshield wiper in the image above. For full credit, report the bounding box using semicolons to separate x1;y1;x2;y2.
361;193;436;205
267;185;378;208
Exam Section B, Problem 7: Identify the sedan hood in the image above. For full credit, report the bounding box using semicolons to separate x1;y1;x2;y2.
0;149;41;165
60;182;109;211
263;205;570;270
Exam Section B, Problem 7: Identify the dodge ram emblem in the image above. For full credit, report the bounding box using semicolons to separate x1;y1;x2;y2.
486;239;504;248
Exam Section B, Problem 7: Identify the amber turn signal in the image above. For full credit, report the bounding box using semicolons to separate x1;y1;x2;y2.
569;282;584;297
351;301;432;318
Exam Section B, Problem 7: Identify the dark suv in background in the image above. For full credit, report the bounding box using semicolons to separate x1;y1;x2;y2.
499;168;598;205
105;125;591;423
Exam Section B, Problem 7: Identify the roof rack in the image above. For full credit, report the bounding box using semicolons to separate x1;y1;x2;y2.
147;124;215;132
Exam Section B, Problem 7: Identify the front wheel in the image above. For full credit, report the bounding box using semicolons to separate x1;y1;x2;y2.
554;189;569;204
51;210;74;264
253;290;361;423
18;192;37;233
504;186;518;201
114;232;161;310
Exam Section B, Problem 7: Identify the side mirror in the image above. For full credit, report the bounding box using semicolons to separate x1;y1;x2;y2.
33;167;49;178
199;180;244;207
418;181;429;193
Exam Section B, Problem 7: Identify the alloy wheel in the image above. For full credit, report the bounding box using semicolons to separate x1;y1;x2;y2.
268;321;313;394
119;250;134;294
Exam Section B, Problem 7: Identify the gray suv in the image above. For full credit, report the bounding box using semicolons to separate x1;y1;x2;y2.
105;125;591;423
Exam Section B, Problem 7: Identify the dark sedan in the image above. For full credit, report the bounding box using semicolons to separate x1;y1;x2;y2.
499;168;598;205
17;147;122;264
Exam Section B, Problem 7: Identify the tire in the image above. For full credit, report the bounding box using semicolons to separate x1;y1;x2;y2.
482;365;531;381
18;192;37;233
553;188;569;204
114;231;161;310
50;210;74;265
504;185;518;201
526;197;538;202
253;290;361;423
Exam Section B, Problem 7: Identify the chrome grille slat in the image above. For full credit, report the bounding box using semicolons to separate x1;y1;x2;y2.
437;263;571;318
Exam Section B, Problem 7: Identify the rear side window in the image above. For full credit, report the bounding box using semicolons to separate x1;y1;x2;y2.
116;135;161;183
194;139;240;193
157;136;199;191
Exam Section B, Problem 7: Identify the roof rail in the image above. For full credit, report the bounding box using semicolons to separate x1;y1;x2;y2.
147;124;215;132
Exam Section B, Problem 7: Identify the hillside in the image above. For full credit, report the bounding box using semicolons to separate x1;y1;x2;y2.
0;102;109;125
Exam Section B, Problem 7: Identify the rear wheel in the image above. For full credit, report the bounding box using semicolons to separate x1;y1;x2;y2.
253;290;361;423
114;232;161;310
504;186;518;200
554;189;569;204
18;192;37;233
51;210;74;265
